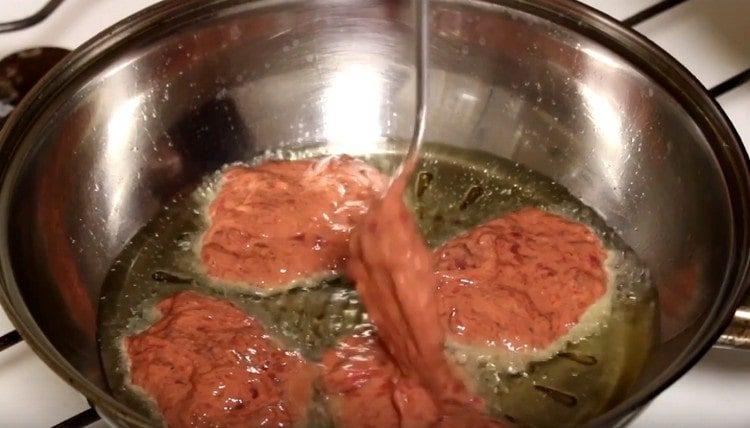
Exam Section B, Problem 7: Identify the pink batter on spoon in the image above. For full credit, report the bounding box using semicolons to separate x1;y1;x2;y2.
346;174;502;427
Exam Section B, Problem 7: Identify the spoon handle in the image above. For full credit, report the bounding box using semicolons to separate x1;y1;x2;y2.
403;0;429;178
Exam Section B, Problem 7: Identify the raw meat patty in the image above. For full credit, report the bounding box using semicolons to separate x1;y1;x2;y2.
321;334;439;428
434;207;611;364
125;291;317;428
200;156;385;293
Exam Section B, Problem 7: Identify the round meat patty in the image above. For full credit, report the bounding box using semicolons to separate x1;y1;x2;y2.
200;156;385;293
321;334;437;428
434;207;612;365
125;291;317;428
321;334;502;428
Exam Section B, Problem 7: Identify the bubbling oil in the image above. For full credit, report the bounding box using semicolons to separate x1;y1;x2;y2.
97;143;657;428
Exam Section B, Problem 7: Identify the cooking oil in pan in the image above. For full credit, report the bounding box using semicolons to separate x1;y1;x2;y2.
97;143;657;427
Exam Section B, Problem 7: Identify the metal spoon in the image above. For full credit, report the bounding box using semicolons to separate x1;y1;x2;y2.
401;0;429;178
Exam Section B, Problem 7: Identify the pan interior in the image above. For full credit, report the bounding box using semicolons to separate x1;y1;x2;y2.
97;144;657;427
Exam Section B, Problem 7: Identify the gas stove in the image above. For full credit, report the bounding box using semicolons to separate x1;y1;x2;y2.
0;0;748;426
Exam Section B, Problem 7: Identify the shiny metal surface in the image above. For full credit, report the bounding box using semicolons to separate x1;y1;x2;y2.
717;305;750;350
405;0;429;174
0;0;748;426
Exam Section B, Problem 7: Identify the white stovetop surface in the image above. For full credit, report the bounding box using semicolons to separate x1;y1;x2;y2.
1;0;749;426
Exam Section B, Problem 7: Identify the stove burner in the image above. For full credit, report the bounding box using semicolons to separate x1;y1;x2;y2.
0;47;69;128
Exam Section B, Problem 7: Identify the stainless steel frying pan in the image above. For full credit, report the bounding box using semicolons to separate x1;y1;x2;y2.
0;0;748;426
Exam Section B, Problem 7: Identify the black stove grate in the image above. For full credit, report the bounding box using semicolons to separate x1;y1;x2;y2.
619;0;749;97
0;0;65;33
710;68;750;98
621;0;691;27
0;0;748;426
51;408;101;428
0;330;21;352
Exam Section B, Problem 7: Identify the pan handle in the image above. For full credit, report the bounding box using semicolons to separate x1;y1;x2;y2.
715;307;750;350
